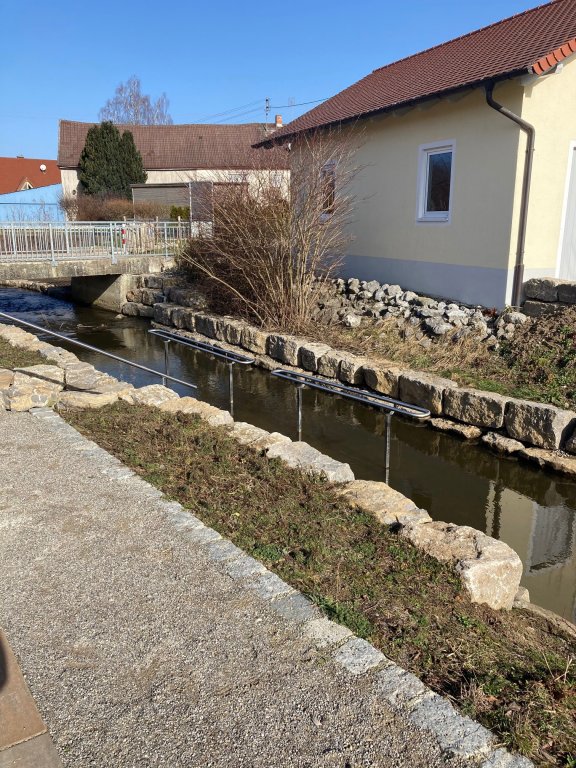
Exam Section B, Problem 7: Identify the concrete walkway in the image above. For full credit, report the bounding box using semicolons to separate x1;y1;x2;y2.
0;408;495;768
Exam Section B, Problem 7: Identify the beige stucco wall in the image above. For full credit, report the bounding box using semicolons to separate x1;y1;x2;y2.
61;168;289;199
518;54;576;277
336;82;526;306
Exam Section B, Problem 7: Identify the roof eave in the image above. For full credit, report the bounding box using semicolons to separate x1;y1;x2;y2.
254;69;530;148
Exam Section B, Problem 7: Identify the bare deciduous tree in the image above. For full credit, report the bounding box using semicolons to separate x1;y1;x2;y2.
178;128;361;331
99;76;173;125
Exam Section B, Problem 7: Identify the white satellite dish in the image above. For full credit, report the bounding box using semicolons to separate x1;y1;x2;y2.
39;164;47;172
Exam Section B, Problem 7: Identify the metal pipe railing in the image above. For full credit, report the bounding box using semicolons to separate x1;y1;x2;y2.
271;368;430;483
0;311;197;392
0;221;191;263
149;328;254;417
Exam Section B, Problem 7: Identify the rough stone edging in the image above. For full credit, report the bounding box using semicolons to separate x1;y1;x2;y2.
25;405;533;768
136;295;576;473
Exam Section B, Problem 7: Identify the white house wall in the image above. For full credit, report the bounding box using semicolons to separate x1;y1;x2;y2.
338;82;525;308
62;168;290;198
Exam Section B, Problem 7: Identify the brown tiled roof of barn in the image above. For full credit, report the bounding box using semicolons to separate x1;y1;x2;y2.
58;121;289;170
0;157;60;194
257;0;576;146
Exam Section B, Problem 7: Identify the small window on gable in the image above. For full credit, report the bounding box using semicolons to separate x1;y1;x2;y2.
417;141;455;223
321;162;336;215
19;180;34;191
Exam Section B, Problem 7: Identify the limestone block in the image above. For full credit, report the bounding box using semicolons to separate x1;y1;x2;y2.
266;441;354;483
121;384;180;408
317;349;347;379
299;342;332;373
363;363;404;397
2;384;58;411
166;287;208;309
336;480;431;527
241;325;268;355
557;281;576;304
231;422;271;445
153;303;176;326
0;368;14;389
221;318;247;346
13;365;65;388
159;396;233;427
194;313;223;340
481;432;525;455
399;371;457;416
505;399;576;449
565;426;576;455
401;521;522;610
522;300;564;318
429;418;482;440
143;275;163;289
140;288;165;306
523;278;561;302
170;306;190;330
518;447;576;479
58;391;119;409
230;422;292;450
125;289;143;303
3;368;64;411
338;353;368;386
444;388;508;429
266;334;303;366
121;302;154;318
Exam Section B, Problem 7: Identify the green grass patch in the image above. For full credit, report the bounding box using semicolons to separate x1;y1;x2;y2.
64;402;576;766
0;337;44;370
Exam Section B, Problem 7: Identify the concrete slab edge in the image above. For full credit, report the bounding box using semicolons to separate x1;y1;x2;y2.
26;407;533;767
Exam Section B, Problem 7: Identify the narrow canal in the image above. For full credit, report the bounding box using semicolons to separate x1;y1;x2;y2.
2;286;575;623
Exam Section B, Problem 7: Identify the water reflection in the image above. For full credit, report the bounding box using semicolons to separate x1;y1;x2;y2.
1;287;575;622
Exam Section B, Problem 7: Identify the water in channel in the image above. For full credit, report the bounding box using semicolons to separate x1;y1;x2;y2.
2;286;575;623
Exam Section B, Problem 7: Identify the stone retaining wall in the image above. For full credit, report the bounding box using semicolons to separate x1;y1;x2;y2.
523;277;576;317
0;321;527;612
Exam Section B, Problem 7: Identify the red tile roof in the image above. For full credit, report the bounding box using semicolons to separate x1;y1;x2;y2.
258;0;576;145
0;157;61;194
58;121;289;171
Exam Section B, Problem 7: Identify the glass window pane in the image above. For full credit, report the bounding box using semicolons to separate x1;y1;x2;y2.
426;151;452;212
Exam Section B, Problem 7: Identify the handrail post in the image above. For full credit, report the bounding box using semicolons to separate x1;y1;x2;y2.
164;221;168;258
48;223;56;265
296;384;304;442
110;222;117;264
163;339;171;386
10;222;17;258
64;221;70;257
228;362;235;417
385;412;393;485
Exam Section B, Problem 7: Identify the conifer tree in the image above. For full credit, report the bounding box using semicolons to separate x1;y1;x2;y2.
78;121;147;198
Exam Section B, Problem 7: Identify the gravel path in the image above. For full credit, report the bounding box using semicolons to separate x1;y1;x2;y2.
0;408;470;768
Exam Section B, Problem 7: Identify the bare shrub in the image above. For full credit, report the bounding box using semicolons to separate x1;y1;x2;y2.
60;193;170;221
178;128;361;331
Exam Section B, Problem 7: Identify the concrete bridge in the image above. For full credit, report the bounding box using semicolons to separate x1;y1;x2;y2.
0;220;190;310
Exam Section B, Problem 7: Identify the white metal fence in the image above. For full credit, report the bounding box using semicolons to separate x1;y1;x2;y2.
0;221;192;264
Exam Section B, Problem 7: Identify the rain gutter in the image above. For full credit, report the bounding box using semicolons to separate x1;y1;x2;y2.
485;82;535;308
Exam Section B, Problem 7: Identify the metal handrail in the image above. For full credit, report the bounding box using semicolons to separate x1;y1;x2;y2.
271;368;430;483
0;311;197;392
149;328;254;417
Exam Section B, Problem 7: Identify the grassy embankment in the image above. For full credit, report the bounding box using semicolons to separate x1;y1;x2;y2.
303;305;576;411
1;338;575;765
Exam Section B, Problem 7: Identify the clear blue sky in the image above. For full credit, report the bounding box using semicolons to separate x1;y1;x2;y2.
1;0;541;160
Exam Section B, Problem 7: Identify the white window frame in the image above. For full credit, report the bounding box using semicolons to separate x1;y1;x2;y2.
319;161;336;222
416;140;455;224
